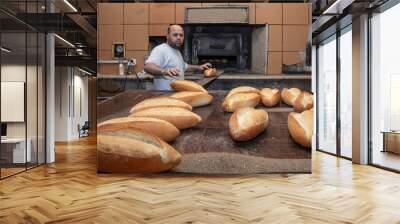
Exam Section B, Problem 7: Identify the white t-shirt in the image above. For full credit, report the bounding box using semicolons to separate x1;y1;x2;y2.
145;43;188;90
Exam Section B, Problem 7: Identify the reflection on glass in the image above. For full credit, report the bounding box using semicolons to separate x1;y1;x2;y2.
1;31;27;177
371;3;400;171
27;31;38;169
317;36;337;154
340;28;352;158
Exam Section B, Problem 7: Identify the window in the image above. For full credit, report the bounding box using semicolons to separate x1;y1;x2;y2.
317;35;337;154
370;3;400;171
339;26;352;158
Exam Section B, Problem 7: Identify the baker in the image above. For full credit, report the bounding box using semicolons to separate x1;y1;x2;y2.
144;24;211;90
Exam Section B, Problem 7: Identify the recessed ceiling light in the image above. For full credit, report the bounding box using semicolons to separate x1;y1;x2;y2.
54;34;75;48
63;0;78;12
1;47;11;53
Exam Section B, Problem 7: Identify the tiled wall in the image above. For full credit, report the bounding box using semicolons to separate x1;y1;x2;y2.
97;3;312;75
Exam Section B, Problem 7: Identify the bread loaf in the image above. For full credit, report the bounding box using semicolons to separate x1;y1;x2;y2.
293;91;313;112
260;88;280;107
281;88;302;106
98;129;181;173
169;91;213;107
229;107;269;141
170;80;208;93
222;92;260;112
204;68;217;77
226;86;259;98
287;109;313;148
130;106;202;129
129;97;192;113
98;117;179;142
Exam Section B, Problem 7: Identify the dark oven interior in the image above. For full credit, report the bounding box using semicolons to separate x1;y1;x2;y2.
184;25;251;72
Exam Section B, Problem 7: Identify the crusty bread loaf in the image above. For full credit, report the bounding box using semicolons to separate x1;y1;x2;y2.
222;92;260;112
226;86;259;99
260;88;280;107
229;107;269;141
130;106;202;129
170;80;208;93
169;91;213;107
293;91;313;112
98;129;181;173
97;117;180;142
204;68;217;77
129;97;192;113
281;87;302;106
287;109;313;148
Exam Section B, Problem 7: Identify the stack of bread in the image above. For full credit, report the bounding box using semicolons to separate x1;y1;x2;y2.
222;85;314;146
97;80;215;173
169;80;214;107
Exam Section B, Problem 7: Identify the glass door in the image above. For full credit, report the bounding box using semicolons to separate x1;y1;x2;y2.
317;35;337;155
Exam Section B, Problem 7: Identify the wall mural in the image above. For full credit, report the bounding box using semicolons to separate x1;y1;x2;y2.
97;3;313;174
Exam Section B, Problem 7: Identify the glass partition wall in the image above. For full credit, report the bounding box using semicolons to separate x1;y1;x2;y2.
316;25;353;159
0;2;46;179
370;3;400;171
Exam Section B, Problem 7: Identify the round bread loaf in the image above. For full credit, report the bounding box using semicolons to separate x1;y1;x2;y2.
260;88;280;107
203;68;217;77
293;91;313;112
281;87;302;106
287;109;313;148
229;107;269;141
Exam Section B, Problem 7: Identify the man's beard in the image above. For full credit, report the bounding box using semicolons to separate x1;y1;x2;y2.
168;41;182;49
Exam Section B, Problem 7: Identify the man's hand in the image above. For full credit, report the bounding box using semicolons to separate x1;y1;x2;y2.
162;67;181;77
199;63;212;71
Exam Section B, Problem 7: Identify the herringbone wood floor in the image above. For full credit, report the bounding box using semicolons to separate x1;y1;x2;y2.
1;136;400;224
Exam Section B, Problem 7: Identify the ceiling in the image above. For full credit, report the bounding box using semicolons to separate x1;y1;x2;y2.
0;0;391;72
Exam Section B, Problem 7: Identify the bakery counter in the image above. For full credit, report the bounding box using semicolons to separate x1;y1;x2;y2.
97;73;312;99
98;90;311;174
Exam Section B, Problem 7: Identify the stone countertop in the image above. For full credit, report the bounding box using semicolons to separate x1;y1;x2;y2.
97;73;312;80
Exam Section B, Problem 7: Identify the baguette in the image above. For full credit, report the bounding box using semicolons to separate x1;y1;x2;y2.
130;106;202;129
281;87;302;106
287;109;313;148
293;91;313;112
98;117;180;142
170;80;208;93
222;92;260;112
226;86;259;99
98;129;181;173
260;88;280;107
169;91;213;107
129;97;192;113
229;107;269;141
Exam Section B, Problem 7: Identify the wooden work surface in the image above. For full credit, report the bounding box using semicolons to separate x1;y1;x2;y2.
97;90;311;174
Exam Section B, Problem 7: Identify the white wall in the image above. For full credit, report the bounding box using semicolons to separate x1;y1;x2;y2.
55;67;89;141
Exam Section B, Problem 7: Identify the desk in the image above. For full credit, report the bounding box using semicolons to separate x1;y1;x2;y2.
1;138;31;163
381;131;400;154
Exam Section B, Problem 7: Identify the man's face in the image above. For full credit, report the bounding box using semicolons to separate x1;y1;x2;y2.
167;26;184;49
